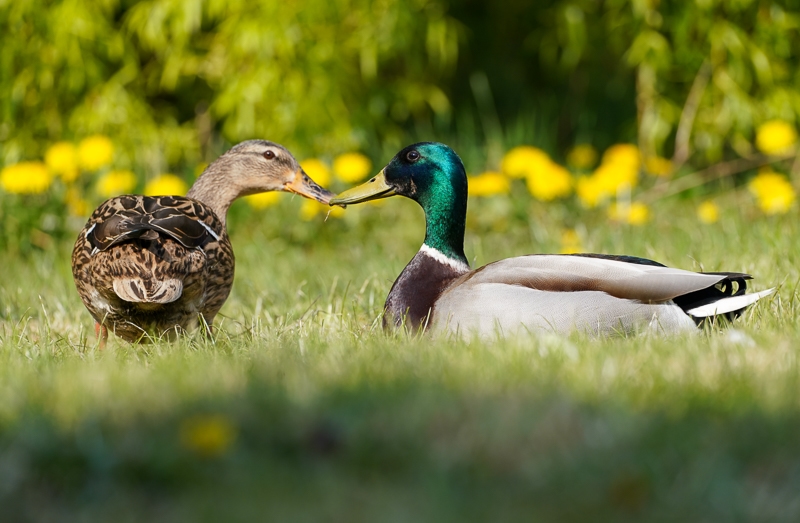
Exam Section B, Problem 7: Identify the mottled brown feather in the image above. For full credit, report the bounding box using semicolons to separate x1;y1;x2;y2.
71;194;233;342
71;139;334;343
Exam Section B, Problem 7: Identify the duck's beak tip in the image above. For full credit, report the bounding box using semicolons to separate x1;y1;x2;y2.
329;169;395;205
285;170;334;204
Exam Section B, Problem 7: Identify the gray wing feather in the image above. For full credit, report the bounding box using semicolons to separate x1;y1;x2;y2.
432;255;717;337
452;255;725;302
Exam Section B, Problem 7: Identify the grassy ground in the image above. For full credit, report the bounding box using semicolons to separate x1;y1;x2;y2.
2;189;799;522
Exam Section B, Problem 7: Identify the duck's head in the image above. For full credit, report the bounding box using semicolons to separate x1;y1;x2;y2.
330;142;467;207
190;140;334;205
330;142;469;264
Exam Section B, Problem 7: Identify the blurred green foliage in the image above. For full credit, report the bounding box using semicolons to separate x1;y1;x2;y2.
1;0;460;169
2;0;800;169
451;0;800;163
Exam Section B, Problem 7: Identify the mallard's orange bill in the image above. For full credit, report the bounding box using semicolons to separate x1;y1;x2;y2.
285;169;336;204
329;170;396;206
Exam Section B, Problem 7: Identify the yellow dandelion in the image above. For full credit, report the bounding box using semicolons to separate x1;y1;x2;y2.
246;192;281;209
77;135;114;171
300;199;345;221
180;414;236;458
0;162;53;194
755;120;797;155
65;187;89;217
593;161;639;195
526;163;573;201
644;156;673;177
300;158;331;188
697;200;719;224
468;171;510;197
566;144;598;170
559;229;583;254
602;144;640;170
608;202;649;225
97;170;137;197
145;174;188;196
748;171;796;214
45;142;79;182
501;145;551;179
576;176;605;208
333;152;372;184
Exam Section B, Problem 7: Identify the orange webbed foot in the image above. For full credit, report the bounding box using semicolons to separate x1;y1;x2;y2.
94;322;108;349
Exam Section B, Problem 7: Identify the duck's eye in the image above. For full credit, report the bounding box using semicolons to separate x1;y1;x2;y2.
406;150;420;162
263;150;276;160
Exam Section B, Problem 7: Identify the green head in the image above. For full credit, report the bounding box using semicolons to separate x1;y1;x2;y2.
331;142;468;264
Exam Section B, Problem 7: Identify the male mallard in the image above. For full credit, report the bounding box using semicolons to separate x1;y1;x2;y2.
330;142;773;337
72;140;333;343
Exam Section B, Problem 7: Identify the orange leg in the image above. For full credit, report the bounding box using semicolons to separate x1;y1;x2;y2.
95;322;108;349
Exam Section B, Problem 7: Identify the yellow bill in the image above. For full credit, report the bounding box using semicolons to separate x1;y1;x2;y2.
330;169;396;206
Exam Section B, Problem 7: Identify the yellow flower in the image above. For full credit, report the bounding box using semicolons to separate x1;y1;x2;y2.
0;162;52;194
576;175;605;208
608;202;649;225
333;152;372;184
576;162;639;208
180;414;236;458
597;162;639;191
697;200;719;224
77;135;114;171
145;174;188;196
602;144;641;170
246;192;281;209
748;171;796;214
755;120;797;155
97;170;137;197
65;187;89;217
45;142;79;182
644;156;673;177
501;146;551;178
526;163;573;201
560;229;583;254
566;144;598;170
468;171;510;197
300;158;331;188
300;199;345;220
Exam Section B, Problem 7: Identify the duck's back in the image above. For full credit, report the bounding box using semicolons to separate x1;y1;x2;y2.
431;255;732;337
72;195;234;342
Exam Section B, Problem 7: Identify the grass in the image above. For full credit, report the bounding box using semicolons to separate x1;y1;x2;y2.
2;189;800;522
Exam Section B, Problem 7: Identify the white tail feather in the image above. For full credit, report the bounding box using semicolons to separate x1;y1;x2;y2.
686;288;774;318
113;278;183;304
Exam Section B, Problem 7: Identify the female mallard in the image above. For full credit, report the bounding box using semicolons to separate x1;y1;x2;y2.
72;140;333;343
330;142;773;337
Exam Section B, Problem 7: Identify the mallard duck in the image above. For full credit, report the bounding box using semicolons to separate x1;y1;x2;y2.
330;142;773;337
72;140;334;343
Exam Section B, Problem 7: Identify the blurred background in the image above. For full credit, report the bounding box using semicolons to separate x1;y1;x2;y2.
1;0;799;252
3;5;800;517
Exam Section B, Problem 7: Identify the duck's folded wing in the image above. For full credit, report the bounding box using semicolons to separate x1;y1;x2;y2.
87;195;222;252
431;255;726;336
452;255;726;302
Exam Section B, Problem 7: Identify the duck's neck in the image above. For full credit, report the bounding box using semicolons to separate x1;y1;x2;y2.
418;171;469;267
384;175;471;330
186;163;239;228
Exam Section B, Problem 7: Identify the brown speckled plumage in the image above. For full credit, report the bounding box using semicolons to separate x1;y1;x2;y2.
72;195;232;341
72;140;334;343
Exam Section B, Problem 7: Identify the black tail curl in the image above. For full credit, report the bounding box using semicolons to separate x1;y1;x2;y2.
672;272;752;325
